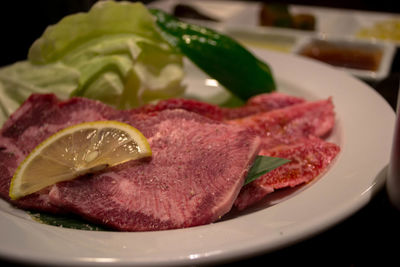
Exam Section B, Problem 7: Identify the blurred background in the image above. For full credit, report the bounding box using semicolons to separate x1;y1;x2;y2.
1;0;399;66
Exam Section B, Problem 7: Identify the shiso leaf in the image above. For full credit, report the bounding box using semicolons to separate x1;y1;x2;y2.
244;155;290;185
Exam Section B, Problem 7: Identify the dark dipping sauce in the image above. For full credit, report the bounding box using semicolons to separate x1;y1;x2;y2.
298;39;383;71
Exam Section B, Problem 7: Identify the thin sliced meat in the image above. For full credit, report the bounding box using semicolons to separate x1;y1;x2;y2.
1;94;116;154
0;92;340;228
0;137;64;213
0;95;116;212
230;98;339;210
227;98;335;149
0;137;62;213
132;92;305;121
235;137;340;210
49;109;261;231
0;94;261;231
133;98;224;121
222;92;305;120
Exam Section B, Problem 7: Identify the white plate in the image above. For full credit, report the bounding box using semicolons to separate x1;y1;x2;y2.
0;49;395;266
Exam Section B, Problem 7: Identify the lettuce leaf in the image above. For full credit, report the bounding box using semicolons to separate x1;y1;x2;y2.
0;61;79;123
0;1;185;124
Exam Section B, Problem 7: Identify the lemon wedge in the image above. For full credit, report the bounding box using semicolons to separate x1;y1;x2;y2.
9;121;152;200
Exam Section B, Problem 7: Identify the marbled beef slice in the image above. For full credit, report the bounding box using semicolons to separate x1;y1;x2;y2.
49;109;261;231
227;98;335;149
132;92;305;121
235;137;340;210
0;94;115;212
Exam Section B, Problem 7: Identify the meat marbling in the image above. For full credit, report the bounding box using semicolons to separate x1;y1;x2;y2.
0;94;261;231
234;137;340;210
0;92;340;230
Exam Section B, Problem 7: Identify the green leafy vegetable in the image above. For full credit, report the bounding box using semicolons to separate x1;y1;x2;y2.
0;61;79;123
150;8;276;101
29;212;108;231
244;155;290;185
0;1;185;124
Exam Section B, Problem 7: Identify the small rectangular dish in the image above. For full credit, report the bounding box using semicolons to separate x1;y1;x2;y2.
292;35;396;80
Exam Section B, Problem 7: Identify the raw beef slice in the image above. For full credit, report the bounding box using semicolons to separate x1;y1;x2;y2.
49;109;261;231
0;94;261;230
222;92;305;120
0;137;62;212
132;98;224;121
133;92;305;121
229;98;339;209
235;137;340;210
227;98;335;149
0;94;117;212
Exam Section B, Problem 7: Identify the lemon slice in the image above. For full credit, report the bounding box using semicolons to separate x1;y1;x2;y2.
10;121;152;200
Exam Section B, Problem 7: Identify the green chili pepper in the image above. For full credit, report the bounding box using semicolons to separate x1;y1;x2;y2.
150;9;276;101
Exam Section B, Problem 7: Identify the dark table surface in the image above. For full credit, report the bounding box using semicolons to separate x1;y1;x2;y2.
1;1;400;266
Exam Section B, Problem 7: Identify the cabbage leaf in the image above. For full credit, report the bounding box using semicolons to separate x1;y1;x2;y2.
0;1;185;124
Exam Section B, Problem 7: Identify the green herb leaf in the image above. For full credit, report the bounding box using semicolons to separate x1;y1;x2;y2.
29;212;108;231
244;155;290;185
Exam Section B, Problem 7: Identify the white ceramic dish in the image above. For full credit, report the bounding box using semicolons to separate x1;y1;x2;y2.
0;49;395;266
222;26;396;80
291;35;396;81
